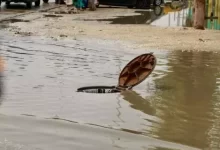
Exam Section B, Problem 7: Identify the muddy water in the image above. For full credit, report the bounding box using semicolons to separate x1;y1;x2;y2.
0;31;220;150
81;2;191;27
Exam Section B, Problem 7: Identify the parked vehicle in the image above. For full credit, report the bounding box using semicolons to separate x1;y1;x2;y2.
0;0;48;9
97;0;163;9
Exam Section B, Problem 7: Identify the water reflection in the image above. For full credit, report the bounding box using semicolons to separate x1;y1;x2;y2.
81;6;164;24
153;0;220;29
151;2;190;27
81;3;191;27
80;0;220;30
119;50;220;149
121;90;155;116
1;31;220;149
146;51;220;149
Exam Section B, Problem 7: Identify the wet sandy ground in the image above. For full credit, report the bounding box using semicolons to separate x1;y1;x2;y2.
1;5;220;52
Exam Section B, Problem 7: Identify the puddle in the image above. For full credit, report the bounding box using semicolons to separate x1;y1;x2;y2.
0;8;26;13
0;31;220;149
81;6;164;24
0;18;30;23
79;4;192;27
0;19;30;30
44;14;63;17
80;1;220;30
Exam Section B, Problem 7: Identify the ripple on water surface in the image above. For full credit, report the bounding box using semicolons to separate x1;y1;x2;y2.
0;32;220;149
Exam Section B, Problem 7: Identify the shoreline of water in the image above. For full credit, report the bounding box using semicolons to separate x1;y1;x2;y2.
0;113;200;150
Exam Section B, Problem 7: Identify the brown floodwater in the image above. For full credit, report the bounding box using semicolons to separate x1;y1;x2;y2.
79;2;191;27
0;31;220;150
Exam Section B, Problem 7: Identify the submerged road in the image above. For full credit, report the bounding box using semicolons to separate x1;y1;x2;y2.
1;3;220;149
0;30;202;150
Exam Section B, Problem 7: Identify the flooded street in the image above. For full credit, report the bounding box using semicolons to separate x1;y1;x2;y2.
0;0;220;149
0;29;220;150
